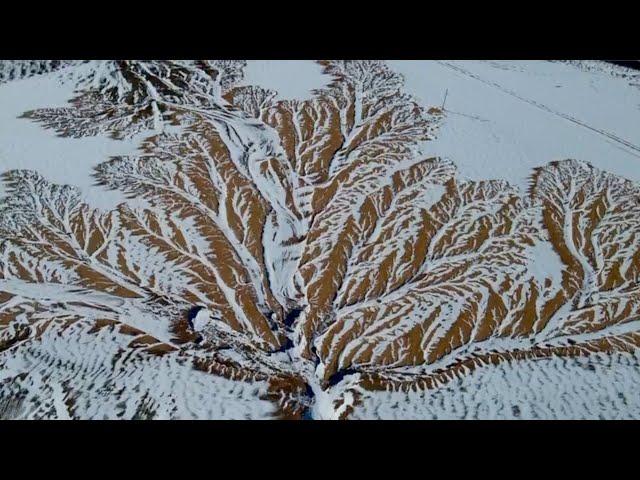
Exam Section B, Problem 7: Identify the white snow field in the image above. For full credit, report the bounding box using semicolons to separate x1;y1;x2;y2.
1;60;639;419
0;321;275;420
390;60;640;190
351;352;640;420
0;73;150;211
243;60;329;100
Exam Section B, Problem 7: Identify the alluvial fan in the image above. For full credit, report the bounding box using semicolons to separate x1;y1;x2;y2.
1;60;639;419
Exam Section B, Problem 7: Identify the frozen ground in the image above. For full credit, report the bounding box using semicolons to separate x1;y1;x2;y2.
390;60;640;191
3;60;637;213
0;73;150;211
243;60;329;100
352;352;640;420
1;60;639;419
0;321;275;420
0;60;327;211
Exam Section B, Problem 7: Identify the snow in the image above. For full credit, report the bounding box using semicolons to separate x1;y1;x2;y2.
390;60;640;191
4;60;637;206
558;60;640;86
243;60;329;100
192;308;211;332
351;352;640;419
0;321;276;420
2;60;640;419
526;240;565;287
0;73;150;211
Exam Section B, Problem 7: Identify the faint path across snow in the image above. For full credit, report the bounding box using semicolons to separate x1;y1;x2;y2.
389;60;640;190
438;60;640;159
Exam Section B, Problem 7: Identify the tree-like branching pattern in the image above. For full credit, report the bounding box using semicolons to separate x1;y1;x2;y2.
1;60;639;418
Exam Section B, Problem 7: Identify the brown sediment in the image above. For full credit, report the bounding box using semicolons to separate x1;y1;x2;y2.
263;375;312;419
3;61;640;418
87;318;120;334
359;330;640;394
143;343;178;356
0;324;31;353
474;287;508;342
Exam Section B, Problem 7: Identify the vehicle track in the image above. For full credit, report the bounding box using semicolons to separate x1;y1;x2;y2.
437;61;640;159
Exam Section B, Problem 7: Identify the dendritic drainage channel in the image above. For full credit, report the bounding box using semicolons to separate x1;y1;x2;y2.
1;60;639;419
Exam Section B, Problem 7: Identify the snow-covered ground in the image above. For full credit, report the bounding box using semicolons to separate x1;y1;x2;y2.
0;321;275;420
390;60;640;191
3;60;637;213
0;74;150;211
1;60;639;419
243;60;329;100
0;60;329;211
352;352;640;420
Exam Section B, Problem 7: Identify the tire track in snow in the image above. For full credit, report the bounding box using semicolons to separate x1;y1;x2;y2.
437;61;640;159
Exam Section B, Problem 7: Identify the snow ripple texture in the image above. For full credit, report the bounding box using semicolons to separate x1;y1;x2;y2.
352;352;640;419
0;321;274;419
